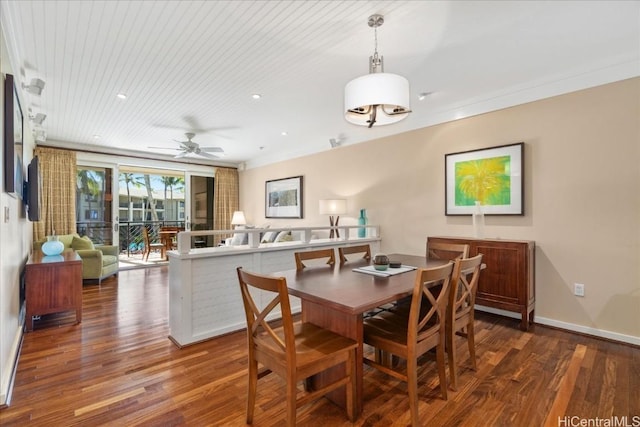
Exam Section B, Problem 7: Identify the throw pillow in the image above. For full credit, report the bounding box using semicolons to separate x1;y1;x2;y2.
230;230;245;246
274;231;292;243
261;231;277;243
230;226;254;246
72;235;95;250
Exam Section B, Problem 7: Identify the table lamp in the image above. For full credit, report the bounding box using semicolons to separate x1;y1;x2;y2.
231;211;246;229
319;199;346;238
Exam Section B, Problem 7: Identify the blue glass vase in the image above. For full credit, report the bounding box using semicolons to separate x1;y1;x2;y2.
42;235;65;256
358;209;367;238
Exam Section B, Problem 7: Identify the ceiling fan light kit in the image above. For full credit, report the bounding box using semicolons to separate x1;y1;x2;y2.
344;14;411;128
149;132;224;159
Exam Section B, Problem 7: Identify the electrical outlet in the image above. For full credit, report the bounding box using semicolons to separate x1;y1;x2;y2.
574;283;585;297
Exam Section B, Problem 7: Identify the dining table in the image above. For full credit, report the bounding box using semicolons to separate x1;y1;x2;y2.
271;253;451;418
158;229;180;260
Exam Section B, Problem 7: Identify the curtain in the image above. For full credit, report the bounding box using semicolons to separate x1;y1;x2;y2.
213;167;239;246
33;147;77;241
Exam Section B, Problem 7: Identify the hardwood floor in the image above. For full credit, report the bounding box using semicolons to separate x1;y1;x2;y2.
1;266;638;426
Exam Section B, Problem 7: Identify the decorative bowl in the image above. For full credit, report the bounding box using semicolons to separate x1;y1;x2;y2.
373;253;390;271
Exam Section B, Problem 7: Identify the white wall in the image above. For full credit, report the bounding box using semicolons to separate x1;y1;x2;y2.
239;78;640;344
0;26;36;404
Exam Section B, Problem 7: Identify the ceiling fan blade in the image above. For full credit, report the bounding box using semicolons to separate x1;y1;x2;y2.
174;151;188;158
149;146;181;150
197;151;220;159
199;147;224;153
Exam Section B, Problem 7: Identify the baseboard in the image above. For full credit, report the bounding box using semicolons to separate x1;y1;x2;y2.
0;325;24;407
476;305;640;346
534;316;640;347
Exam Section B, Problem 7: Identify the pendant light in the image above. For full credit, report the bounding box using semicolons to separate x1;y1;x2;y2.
344;14;411;128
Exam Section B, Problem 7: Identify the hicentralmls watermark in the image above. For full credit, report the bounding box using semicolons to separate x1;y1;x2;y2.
558;416;640;427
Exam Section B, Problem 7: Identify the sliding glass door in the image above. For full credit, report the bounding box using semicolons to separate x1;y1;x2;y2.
76;166;115;245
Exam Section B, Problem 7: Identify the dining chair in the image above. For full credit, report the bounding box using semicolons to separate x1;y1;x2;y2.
141;227;165;261
446;253;483;391
363;262;454;426
338;244;389;316
236;267;357;426
426;241;470;261
294;248;336;270
338;244;372;265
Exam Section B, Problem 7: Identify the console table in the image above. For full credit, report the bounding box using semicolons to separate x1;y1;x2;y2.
24;249;83;331
428;236;535;330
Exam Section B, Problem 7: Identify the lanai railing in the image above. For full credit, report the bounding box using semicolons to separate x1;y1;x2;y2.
76;220;187;258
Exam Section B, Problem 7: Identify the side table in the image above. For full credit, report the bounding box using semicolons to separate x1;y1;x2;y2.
25;249;83;331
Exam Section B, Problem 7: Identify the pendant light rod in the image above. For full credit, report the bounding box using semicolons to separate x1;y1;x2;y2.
369;14;384;73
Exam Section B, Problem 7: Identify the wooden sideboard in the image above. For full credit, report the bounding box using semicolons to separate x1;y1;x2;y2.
428;236;535;330
24;250;83;331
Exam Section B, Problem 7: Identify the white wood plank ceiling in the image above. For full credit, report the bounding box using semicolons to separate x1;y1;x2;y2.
1;1;638;168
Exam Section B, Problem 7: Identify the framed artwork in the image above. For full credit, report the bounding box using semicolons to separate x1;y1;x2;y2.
4;73;24;199
265;175;303;218
445;142;524;215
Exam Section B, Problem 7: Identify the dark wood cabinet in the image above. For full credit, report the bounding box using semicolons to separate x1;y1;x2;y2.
25;250;83;331
428;236;535;330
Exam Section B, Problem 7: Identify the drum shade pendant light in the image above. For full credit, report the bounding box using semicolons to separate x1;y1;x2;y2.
345;14;411;128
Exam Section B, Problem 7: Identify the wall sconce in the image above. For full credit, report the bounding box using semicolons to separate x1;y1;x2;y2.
30;112;46;125
33;129;46;143
319;199;347;238
22;78;46;96
231;211;246;228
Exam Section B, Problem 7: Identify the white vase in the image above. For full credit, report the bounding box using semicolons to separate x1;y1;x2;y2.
472;201;485;239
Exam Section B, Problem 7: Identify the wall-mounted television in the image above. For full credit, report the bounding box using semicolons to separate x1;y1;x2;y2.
24;156;41;221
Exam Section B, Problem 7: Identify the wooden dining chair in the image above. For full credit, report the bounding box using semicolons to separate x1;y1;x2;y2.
338;244;371;265
294;248;336;270
446;253;483;391
363;262;454;426
141;227;165;261
338;244;389;315
236;267;357;426
426;241;470;261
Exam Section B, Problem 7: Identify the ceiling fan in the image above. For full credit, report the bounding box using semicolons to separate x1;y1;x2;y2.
149;132;224;159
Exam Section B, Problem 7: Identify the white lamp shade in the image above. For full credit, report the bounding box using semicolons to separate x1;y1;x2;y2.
319;199;347;215
344;72;411;126
231;211;246;225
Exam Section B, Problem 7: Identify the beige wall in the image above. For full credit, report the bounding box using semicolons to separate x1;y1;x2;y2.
240;78;640;343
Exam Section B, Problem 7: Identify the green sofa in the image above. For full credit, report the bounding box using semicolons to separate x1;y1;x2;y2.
34;233;119;284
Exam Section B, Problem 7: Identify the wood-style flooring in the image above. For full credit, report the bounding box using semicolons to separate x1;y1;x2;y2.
1;266;638;426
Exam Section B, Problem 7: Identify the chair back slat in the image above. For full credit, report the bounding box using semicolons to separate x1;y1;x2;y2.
294;248;335;270
338;244;372;265
407;262;454;346
426;241;469;261
237;267;294;355
450;254;483;322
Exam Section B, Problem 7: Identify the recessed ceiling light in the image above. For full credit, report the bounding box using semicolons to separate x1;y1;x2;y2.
281;131;288;136
252;94;262;100
117;93;127;99
93;134;101;139
418;92;432;101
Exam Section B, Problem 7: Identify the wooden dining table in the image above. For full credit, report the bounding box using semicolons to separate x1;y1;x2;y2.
158;229;181;260
271;253;450;418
